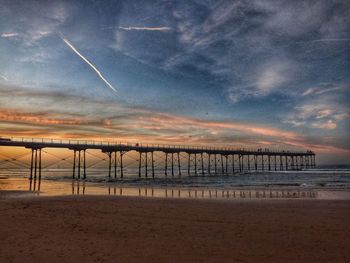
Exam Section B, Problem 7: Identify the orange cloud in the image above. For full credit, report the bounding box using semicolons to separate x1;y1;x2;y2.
0;109;85;125
0;107;349;157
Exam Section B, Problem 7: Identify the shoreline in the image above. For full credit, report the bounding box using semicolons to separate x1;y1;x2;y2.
1;194;350;262
2;176;350;201
2;177;350;201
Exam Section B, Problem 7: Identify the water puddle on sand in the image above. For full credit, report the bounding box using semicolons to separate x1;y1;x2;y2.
1;177;350;200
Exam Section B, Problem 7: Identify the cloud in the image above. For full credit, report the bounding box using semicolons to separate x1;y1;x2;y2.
111;0;349;105
1;32;18;38
227;59;294;102
311;38;350;42
61;36;118;93
1;104;348;154
315;109;332;119
311;120;337;130
255;61;292;94
11;2;67;45
1;84;349;155
0;109;86;125
0;84;299;143
301;83;345;97
119;26;171;32
284;95;349;130
260;1;328;36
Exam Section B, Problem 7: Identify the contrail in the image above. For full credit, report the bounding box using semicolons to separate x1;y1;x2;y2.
1;32;18;38
61;36;117;93
0;74;8;81
119;26;171;32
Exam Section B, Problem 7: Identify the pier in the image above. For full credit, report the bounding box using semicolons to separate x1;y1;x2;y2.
0;137;316;179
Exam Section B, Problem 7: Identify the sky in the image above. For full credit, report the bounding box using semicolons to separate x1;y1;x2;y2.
0;0;349;164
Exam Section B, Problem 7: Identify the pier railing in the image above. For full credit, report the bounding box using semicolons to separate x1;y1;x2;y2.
5;137;314;155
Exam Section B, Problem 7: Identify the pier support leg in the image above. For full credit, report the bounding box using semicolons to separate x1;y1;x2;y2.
145;152;148;178
78;150;81;179
268;155;271;171
310;155;313;168
221;154;224;175
305;156;308;168
248;155;250;171
165;153;168;176
30;149;34;180
280;155;283;171
201;153;204;176
177;152;181;176
214;154;217;175
254;155;257;171
262;155;264;171
120;152;124;178
83;150;86;179
274;155;277;171
208;154;211;175
108;152;111;178
194;154;197;176
309;155;312;168
152;152;155;178
73;150;76;179
171;153;174;176
308;155;311;168
139;152;142;178
187;153;190;176
114;151;117;178
232;154;235;174
38;149;41;180
301;156;304;169
34;149;38;179
239;155;242;173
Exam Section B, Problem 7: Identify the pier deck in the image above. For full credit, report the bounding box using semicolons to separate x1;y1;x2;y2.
0;137;316;179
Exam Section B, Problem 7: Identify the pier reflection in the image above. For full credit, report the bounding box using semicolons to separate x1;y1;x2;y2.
105;185;317;199
29;178;41;195
72;181;86;195
25;178;317;199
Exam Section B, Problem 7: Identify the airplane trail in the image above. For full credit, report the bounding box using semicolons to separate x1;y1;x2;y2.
0;74;8;81
61;37;117;93
119;26;171;31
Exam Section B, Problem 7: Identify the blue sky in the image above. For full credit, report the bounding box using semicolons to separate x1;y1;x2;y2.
0;0;349;164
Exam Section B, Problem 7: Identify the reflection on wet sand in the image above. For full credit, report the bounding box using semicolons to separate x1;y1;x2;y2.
24;178;318;199
29;178;41;195
72;180;85;195
105;184;317;200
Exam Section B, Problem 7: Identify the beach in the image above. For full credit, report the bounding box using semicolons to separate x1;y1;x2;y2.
1;193;349;262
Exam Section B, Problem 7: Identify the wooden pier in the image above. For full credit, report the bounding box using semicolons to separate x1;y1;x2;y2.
0;137;316;179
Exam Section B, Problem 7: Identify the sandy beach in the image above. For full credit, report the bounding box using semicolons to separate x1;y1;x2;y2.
0;193;349;263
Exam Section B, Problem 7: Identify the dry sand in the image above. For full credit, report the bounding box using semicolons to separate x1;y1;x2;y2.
0;193;350;263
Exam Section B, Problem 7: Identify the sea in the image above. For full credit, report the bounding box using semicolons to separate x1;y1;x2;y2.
1;166;350;200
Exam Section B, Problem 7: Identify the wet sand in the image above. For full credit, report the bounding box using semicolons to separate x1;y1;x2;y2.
0;194;350;263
